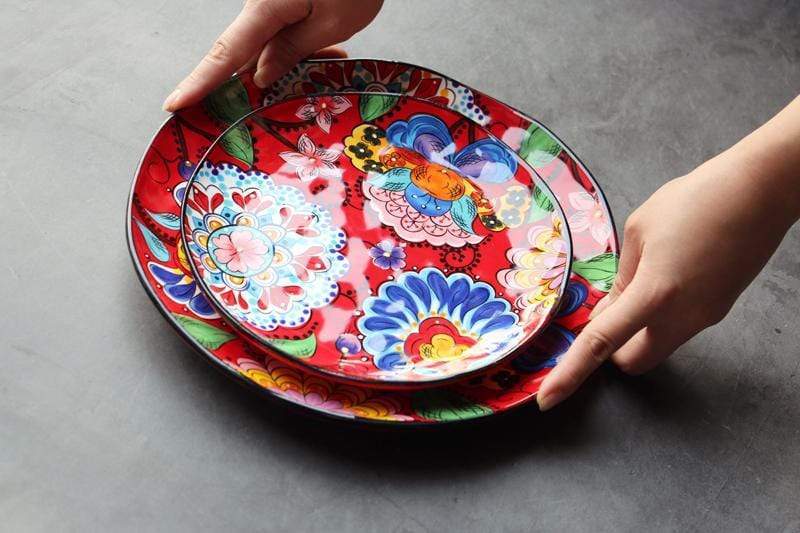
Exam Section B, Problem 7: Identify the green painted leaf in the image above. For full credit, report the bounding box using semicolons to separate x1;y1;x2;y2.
172;314;235;350
359;93;398;121
518;125;562;168
136;220;169;261
572;252;619;292
368;167;412;190
525;186;555;223
411;389;492;422
266;335;317;359
204;77;251;124
146;210;181;231
450;197;478;235
533;186;554;212
219;124;254;166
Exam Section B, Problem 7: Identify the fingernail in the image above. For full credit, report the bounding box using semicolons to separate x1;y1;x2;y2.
162;88;181;112
537;389;566;412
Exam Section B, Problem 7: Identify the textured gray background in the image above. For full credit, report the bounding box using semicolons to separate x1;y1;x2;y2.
1;1;799;531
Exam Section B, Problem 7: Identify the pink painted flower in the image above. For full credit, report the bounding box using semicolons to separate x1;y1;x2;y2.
567;191;612;245
295;95;352;133
279;134;341;182
212;230;268;273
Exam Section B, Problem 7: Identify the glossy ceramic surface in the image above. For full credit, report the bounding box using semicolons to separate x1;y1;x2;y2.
128;60;618;423
181;93;571;385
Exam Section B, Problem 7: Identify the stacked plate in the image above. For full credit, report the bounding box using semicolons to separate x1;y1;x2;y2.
127;59;618;424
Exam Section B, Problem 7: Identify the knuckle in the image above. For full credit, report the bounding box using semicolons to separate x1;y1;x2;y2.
638;277;680;310
207;39;234;64
623;211;641;236
270;34;304;65
581;330;616;366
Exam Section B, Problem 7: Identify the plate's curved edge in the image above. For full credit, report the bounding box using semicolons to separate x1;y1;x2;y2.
178;91;575;388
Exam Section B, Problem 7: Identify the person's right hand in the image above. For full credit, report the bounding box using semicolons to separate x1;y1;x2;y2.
163;0;383;112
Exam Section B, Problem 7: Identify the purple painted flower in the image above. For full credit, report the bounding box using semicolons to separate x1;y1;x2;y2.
369;241;406;270
335;333;362;355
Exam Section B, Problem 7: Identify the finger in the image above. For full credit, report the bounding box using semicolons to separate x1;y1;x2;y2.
236;52;261;75
589;226;642;320
537;276;659;411
164;0;311;111
252;21;333;88
610;322;697;375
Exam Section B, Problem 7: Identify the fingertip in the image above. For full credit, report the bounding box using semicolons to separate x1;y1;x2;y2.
309;45;348;60
162;88;181;112
537;391;563;412
253;69;268;88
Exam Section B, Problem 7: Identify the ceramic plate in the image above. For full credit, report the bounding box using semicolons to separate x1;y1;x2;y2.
181;93;571;386
128;60;618;423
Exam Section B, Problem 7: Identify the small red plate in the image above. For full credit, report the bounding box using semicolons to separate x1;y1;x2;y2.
181;92;571;386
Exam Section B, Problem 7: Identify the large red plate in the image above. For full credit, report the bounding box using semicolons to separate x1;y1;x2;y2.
127;60;618;423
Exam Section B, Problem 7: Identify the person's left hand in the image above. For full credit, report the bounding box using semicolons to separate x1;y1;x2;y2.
163;0;383;112
535;147;799;411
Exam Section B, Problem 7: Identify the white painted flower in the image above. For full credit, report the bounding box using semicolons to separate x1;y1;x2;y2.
279;134;341;181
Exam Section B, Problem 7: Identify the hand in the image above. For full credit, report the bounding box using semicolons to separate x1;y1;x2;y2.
537;140;800;411
163;0;383;111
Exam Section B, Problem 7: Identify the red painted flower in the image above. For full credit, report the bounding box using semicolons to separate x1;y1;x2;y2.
404;317;478;363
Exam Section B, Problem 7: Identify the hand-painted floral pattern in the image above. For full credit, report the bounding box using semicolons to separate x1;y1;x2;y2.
335;333;362;356
147;241;217;319
369;240;406;270
295;95;352;133
279;133;341;181
237;357;414;421
263;60;489;124
498;217;570;319
211;230;270;273
184;162;349;331
567;191;613;245
344;114;518;247
493;185;533;228
358;268;523;375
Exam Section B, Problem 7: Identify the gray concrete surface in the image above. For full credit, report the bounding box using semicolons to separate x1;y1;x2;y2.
2;1;799;531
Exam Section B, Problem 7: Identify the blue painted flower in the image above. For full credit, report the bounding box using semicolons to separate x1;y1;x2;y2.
505;188;528;207
511;324;575;373
556;281;589;317
498;207;522;227
369;241;406;270
148;262;216;319
357;268;523;374
335;333;362;355
172;160;197;206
